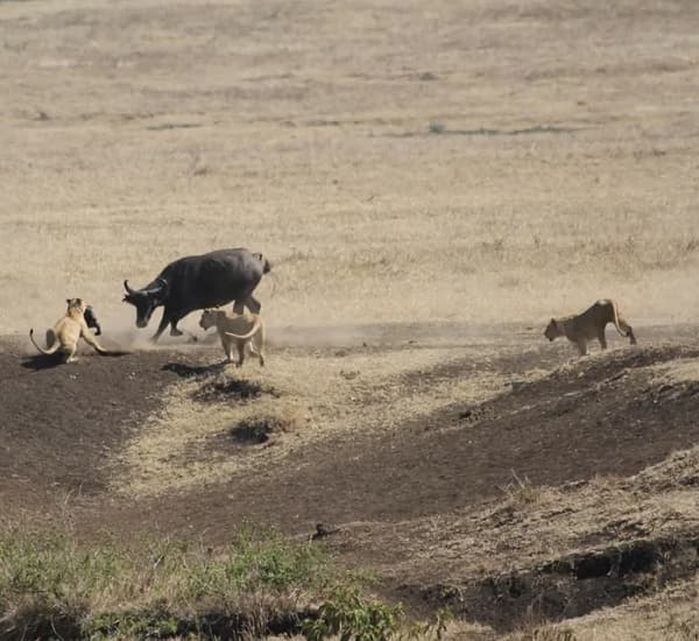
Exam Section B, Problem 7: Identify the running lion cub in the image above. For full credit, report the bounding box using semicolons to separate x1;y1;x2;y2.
544;299;637;356
30;298;109;363
199;308;265;367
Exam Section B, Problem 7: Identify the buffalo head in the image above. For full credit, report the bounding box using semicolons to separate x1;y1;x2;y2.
122;278;168;328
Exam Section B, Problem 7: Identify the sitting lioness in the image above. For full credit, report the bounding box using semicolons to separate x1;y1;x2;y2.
199;308;265;367
544;299;637;356
30;298;109;363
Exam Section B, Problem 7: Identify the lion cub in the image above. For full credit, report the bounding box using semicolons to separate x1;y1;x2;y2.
199;308;265;367
30;298;109;363
544;299;637;356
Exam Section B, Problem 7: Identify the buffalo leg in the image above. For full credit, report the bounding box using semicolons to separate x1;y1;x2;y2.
243;295;261;314
170;323;183;337
151;313;171;342
169;312;186;337
232;295;261;315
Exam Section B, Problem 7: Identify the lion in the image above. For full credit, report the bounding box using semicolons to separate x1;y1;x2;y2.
199;308;265;367
30;298;109;363
544;299;637;356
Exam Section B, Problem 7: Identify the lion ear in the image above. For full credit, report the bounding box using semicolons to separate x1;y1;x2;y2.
550;318;556;325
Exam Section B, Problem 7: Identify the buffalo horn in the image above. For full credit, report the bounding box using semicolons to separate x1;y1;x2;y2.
123;280;136;295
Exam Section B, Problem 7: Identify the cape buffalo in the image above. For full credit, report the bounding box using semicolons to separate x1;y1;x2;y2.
123;248;271;342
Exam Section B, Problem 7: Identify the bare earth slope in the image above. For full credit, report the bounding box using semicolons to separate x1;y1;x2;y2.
2;329;698;633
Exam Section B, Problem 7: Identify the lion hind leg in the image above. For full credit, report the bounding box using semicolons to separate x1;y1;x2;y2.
250;335;265;366
236;341;246;367
597;327;608;350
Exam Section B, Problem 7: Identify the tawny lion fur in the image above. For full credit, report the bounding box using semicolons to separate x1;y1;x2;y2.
199;308;265;367
544;299;637;356
30;298;109;363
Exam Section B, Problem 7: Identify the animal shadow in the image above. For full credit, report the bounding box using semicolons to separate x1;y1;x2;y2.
21;353;64;371
162;361;226;379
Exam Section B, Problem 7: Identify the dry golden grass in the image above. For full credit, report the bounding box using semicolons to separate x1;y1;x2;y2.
116;343;513;497
1;0;698;336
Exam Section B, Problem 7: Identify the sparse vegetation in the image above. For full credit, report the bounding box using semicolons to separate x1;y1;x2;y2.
499;471;551;508
0;523;336;640
0;524;460;641
504;625;578;641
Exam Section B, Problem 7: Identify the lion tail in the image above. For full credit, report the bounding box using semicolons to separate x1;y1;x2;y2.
29;328;60;355
224;317;263;341
609;300;628;338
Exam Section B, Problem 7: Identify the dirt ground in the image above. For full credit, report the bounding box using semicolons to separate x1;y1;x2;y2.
3;324;699;635
1;0;698;637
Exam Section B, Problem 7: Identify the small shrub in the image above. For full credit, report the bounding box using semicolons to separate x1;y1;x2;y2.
303;586;403;641
229;411;303;445
500;470;544;507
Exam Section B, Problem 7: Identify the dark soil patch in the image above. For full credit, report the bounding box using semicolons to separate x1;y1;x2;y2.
162;361;226;379
229;416;285;444
193;373;268;402
1;605;317;641
419;533;699;631
0;337;185;516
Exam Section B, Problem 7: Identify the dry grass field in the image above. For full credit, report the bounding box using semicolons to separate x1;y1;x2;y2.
1;0;698;333
1;0;698;639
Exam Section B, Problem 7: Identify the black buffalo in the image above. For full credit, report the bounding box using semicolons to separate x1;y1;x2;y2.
123;248;271;341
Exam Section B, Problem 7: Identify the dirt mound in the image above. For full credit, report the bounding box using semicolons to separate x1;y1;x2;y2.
0;337;185;516
2;334;698;631
424;533;699;631
3;336;698;531
121;342;699;544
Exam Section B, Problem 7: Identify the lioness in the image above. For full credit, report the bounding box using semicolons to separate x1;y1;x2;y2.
30;298;109;363
199;308;265;366
544;299;637;356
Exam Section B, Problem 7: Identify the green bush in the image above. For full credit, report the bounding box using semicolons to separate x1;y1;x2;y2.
303;586;403;641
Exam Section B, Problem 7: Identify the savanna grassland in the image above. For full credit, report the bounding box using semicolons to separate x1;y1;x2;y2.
1;1;698;640
1;0;698;332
